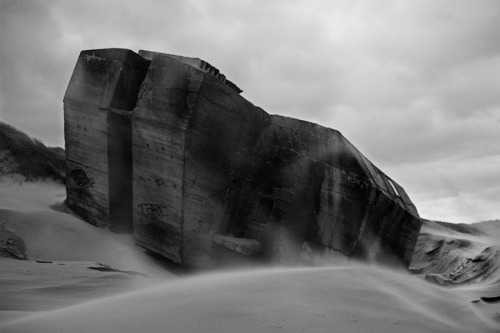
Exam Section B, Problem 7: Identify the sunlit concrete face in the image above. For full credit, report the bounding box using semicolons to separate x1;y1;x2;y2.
64;48;422;268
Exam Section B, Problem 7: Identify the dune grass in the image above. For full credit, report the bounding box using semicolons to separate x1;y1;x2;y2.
0;122;65;183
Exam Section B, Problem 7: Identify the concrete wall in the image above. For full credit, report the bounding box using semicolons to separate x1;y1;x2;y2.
64;49;149;231
181;70;270;265
64;48;422;267
130;52;196;262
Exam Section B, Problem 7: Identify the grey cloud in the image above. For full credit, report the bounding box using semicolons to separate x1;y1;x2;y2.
384;153;500;222
0;0;68;146
0;0;499;223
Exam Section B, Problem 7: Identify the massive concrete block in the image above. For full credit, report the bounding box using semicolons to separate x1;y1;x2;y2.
64;48;422;267
64;49;150;232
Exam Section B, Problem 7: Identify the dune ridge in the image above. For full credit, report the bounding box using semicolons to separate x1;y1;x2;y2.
0;122;64;183
410;219;500;285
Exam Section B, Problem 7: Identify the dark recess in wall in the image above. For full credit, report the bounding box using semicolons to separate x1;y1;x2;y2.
107;53;150;233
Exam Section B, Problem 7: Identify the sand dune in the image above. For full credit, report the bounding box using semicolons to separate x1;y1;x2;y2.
0;179;175;276
411;219;500;285
1;179;499;332
2;266;499;332
0;178;175;323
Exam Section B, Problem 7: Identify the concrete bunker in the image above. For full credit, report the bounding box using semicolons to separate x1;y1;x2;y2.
64;48;422;267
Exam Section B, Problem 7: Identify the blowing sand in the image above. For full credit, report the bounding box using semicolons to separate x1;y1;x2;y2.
0;178;499;332
411;219;500;285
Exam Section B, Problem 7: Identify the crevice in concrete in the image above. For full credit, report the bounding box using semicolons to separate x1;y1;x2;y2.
107;54;150;233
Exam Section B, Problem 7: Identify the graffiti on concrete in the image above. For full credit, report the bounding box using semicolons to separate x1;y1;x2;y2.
138;203;168;218
70;167;95;188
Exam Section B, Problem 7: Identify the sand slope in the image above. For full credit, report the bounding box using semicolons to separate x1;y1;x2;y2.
411;219;500;285
2;266;499;333
0;179;175;323
0;179;499;332
0;179;175;275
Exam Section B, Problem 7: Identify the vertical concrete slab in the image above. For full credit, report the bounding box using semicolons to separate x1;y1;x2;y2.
181;73;269;266
64;49;149;229
131;51;199;263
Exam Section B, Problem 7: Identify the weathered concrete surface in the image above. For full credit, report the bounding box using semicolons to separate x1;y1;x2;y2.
64;49;149;232
65;48;422;267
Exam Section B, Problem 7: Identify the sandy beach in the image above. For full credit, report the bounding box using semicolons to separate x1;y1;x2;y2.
0;179;499;332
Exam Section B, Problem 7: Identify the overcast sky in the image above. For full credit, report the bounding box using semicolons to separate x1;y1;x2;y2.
1;0;499;223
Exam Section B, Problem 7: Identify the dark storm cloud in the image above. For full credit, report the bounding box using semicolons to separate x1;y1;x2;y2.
0;0;499;222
